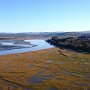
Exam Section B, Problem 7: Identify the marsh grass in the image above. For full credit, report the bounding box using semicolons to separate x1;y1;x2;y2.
0;48;90;90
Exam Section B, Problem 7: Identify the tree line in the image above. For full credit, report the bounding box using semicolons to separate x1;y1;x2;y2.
46;36;90;52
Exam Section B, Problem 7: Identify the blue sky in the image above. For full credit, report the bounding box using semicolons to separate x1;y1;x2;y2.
0;0;90;32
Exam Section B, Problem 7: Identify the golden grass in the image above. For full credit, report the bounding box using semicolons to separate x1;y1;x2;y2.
0;48;90;90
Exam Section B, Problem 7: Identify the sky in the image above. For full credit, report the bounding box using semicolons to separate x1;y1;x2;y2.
0;0;90;32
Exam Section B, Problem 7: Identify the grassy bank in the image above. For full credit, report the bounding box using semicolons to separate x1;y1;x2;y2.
0;48;90;90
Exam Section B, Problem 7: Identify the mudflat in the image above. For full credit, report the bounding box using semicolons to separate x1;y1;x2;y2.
0;48;90;90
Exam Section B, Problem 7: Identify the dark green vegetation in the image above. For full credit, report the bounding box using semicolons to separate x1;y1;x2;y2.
46;34;90;52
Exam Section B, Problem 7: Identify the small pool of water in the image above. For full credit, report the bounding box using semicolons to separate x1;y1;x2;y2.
27;75;53;84
46;60;54;63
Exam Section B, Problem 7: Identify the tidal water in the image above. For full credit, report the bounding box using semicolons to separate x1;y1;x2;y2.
0;39;53;55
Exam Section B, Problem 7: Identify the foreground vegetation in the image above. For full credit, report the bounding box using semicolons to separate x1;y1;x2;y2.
0;48;90;90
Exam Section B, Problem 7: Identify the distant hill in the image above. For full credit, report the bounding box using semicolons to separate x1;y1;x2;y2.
81;30;90;33
0;31;90;39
